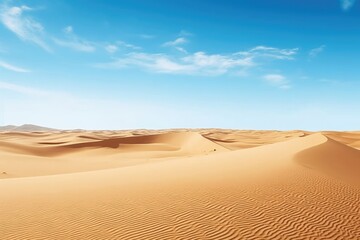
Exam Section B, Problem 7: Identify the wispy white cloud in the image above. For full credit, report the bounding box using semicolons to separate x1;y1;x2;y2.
55;26;141;53
97;52;250;75
97;52;192;73
63;25;73;34
163;36;189;53
179;30;192;37
182;52;254;75
175;47;188;54
105;44;118;53
309;45;325;58
0;81;47;96
237;46;299;60
341;0;357;11
0;61;29;72
53;25;96;52
163;37;187;47
116;40;141;50
97;51;253;76
97;45;298;76
104;41;141;53
54;38;95;52
263;74;290;89
0;3;51;51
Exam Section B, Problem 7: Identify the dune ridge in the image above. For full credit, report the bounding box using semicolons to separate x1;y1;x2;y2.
295;134;360;182
0;124;58;132
0;129;360;239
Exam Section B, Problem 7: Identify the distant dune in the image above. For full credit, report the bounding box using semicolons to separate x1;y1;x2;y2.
0;124;58;132
0;129;360;239
0;125;17;131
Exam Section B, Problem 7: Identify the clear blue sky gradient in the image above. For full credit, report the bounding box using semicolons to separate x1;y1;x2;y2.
0;0;359;130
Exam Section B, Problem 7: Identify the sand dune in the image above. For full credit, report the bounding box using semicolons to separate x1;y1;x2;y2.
1;129;360;239
295;134;360;182
202;130;309;150
0;124;58;132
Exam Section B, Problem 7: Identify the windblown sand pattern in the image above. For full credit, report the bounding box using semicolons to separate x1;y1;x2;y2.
0;129;360;239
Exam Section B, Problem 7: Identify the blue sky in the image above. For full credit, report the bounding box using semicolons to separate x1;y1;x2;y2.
0;0;359;130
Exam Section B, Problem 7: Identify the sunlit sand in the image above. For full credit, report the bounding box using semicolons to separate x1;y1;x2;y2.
1;127;360;239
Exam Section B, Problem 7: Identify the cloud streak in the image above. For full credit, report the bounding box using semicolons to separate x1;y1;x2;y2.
0;4;51;51
238;46;299;60
163;37;188;53
104;40;141;53
263;74;290;89
0;61;29;72
163;37;187;47
97;51;254;76
105;44;118;53
97;46;298;76
53;26;96;52
309;45;325;58
55;26;141;54
0;81;47;96
341;0;357;11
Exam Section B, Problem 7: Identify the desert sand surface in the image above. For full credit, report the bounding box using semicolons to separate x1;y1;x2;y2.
1;129;360;239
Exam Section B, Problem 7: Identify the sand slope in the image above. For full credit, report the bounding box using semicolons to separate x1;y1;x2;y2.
295;134;360;182
0;132;228;178
0;130;360;239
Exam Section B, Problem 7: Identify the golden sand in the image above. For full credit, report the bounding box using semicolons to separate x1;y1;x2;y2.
0;129;359;239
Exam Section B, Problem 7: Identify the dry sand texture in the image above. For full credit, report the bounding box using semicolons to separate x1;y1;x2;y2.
1;129;360;239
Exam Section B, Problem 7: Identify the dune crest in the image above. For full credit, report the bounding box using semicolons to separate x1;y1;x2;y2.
62;131;228;152
294;134;360;183
0;124;58;132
